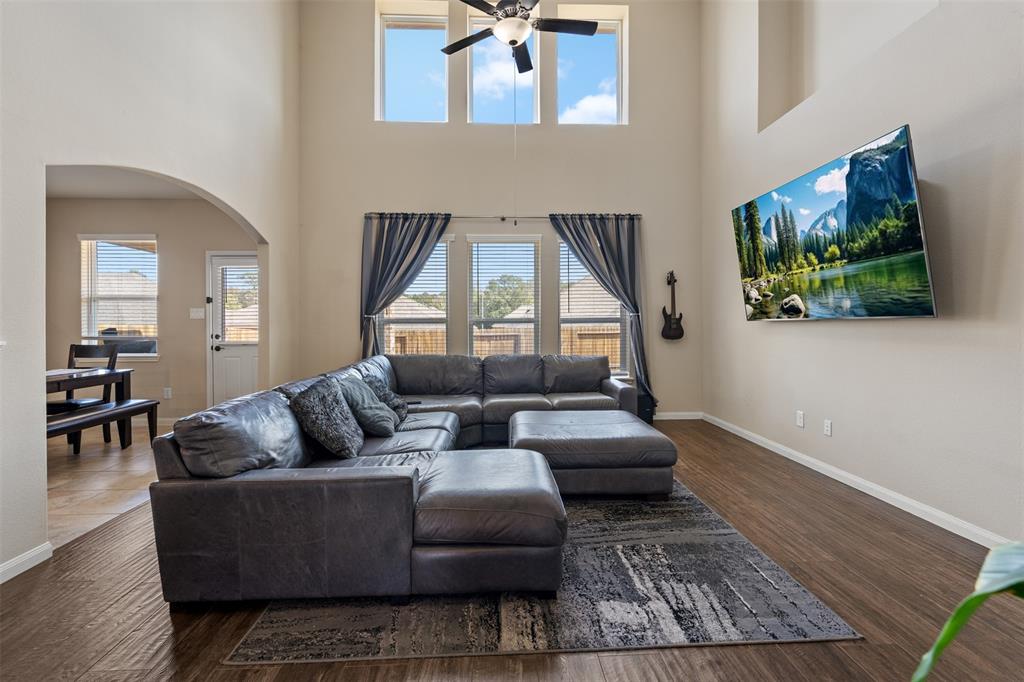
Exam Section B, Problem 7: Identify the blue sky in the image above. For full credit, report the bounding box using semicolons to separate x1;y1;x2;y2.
96;241;157;278
746;128;905;234
383;22;618;124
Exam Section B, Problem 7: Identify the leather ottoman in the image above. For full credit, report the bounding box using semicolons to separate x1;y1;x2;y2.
508;410;678;497
410;449;568;595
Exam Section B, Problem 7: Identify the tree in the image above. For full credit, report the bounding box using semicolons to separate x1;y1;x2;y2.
824;244;841;263
743;201;768;278
478;274;531;321
731;208;748;276
795;254;808;269
806;252;818;268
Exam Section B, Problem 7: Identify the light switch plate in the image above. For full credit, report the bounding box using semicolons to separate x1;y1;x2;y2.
189;308;205;320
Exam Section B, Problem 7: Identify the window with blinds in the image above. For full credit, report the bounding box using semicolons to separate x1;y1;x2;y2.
80;237;158;354
217;263;259;343
559;242;629;374
469;239;539;357
378;242;448;354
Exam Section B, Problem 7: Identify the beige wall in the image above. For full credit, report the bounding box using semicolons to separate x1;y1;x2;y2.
46;199;256;420
1;1;300;573
298;0;703;415
700;1;1023;541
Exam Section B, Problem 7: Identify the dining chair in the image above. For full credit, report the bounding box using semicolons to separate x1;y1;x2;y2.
47;344;120;444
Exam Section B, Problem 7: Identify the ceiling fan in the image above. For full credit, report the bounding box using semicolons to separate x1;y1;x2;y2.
441;0;598;74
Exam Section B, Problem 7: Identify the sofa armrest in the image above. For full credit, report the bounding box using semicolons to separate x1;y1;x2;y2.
601;377;638;414
149;466;419;602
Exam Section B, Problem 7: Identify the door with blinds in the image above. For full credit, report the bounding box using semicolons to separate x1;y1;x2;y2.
208;253;259;404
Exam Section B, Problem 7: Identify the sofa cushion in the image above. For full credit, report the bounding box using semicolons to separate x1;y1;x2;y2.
542;355;610;393
482;393;552;424
290;377;364;459
397;411;460;437
275;375;322;400
336;375;400;437
306;450;438;470
351;355;398;391
415;450;567;546
389;354;482;395
404;395;483;427
546;392;618;411
483;354;544;394
358;428;455;457
173;390;311;477
362;374;408;420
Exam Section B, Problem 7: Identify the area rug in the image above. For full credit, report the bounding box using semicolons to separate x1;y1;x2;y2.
226;482;857;664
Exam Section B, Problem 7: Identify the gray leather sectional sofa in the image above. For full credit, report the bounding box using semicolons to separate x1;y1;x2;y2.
148;354;636;604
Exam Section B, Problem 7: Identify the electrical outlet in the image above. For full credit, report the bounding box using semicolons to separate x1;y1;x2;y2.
795;410;805;428
823;419;832;437
163;387;173;400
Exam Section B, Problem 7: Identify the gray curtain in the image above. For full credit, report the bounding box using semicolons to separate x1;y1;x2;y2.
361;212;451;357
549;213;656;403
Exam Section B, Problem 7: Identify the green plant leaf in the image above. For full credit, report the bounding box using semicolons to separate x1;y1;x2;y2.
912;543;1024;681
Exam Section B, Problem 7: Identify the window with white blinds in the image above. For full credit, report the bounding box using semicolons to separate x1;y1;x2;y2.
469;239;539;357
559;242;629;375
80;236;158;354
378;242;448;354
217;263;259;343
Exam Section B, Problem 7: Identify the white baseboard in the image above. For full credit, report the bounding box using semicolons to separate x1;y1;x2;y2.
0;542;53;583
702;414;1010;548
653;411;705;421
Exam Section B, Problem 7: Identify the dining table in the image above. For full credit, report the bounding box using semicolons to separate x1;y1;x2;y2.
46;367;136;445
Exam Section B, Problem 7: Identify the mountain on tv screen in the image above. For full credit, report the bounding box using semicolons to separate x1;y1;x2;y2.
731;125;935;320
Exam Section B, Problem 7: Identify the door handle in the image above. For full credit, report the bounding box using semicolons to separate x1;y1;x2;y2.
214;333;221;340
213;345;222;352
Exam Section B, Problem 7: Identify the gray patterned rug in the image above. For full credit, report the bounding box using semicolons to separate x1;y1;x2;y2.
227;482;857;664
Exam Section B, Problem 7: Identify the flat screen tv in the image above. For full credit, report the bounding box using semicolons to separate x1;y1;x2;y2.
731;125;935;320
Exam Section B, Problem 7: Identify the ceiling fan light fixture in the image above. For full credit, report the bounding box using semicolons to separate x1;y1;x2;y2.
492;17;533;46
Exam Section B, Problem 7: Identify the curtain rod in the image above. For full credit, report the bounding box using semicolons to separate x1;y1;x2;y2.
449;215;550;221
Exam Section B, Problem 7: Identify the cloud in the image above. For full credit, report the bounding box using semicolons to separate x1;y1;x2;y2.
426;70;445;89
559;78;618;124
814;163;849;195
473;39;532;101
559;93;617;124
770;191;792;203
558;58;573;80
798;208;811;216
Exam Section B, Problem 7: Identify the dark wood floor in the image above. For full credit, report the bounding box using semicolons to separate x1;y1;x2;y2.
3;420;1022;681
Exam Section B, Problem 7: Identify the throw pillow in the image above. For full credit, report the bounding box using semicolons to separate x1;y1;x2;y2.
336;375;400;436
362;374;408;420
290;377;364;458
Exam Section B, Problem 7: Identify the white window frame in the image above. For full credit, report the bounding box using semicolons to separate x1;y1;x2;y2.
376;236;452;355
556;4;628;125
375;1;449;123
466;14;540;124
78;233;160;360
466;234;542;357
556;241;631;377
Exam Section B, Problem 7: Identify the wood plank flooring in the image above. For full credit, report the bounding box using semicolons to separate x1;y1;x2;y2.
3;420;1022;680
46;422;157;547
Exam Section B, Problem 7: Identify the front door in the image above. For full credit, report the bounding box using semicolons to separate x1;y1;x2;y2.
208;253;259;404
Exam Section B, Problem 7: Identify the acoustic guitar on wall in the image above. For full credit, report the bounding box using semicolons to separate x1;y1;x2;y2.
661;270;684;340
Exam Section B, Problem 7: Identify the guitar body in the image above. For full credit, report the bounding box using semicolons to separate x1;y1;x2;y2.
661;306;684;339
661;270;684;340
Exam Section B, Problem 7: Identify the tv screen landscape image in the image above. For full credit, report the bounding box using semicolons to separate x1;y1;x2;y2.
731;125;935;321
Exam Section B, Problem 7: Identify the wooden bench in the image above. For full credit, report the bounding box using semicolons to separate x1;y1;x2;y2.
47;399;159;454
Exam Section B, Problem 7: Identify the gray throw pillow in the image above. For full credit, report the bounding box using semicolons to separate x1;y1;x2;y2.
362;374;408;420
290;377;364;458
336;375;400;436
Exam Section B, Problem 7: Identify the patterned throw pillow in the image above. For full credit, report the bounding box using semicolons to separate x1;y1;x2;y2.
290;377;364;458
362;374;409;421
335;375;400;437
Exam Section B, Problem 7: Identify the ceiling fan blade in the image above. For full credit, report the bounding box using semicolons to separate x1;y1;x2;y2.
513;43;533;74
519;0;540;9
533;18;598;35
459;0;497;15
441;28;493;55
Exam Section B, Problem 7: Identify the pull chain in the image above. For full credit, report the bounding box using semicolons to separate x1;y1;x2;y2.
512;58;518;227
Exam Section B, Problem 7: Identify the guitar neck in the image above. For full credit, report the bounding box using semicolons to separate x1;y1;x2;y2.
670;281;677;314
